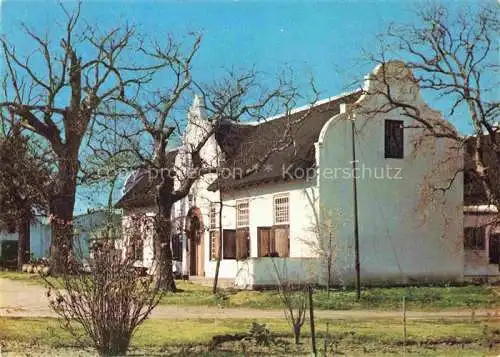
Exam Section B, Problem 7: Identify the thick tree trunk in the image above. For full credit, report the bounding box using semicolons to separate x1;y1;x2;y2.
50;201;75;274
49;153;78;275
17;215;30;271
155;200;177;292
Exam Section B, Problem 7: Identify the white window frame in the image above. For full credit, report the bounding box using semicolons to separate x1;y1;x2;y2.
209;203;219;261
209;202;217;230
236;199;250;228
273;193;289;225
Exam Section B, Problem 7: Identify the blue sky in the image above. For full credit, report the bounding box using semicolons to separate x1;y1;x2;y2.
0;0;489;214
2;1;415;96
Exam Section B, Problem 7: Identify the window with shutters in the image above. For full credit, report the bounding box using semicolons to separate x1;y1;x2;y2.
133;238;143;261
235;228;250;260
145;218;157;260
209;231;220;261
222;229;236;259
171;233;183;261
273;194;289;225
235;200;250;259
129;221;144;261
258;227;272;257
464;227;485;250
385;120;404;158
272;225;290;257
209;203;219;260
236;199;249;228
258;225;289;257
209;203;217;230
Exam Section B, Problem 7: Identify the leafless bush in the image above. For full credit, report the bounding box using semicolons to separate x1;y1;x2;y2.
44;219;162;356
272;259;309;345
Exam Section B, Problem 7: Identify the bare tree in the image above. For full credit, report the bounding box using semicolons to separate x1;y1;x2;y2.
103;61;311;292
0;2;167;273
45;214;162;357
272;259;309;346
304;189;343;294
364;3;499;210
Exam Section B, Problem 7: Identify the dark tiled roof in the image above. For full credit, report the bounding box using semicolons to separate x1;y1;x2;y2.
115;149;178;209
209;91;362;191
464;132;500;206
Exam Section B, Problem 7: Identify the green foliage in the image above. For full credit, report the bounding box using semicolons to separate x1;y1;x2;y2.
2;272;497;311
161;283;499;311
311;285;499;311
0;271;61;287
1;317;499;356
214;291;229;307
0;129;50;228
246;322;275;346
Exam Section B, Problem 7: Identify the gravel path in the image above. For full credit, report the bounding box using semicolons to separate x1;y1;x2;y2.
0;278;53;317
1;278;498;320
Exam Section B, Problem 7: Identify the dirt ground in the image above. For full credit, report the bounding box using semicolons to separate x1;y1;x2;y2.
1;278;498;320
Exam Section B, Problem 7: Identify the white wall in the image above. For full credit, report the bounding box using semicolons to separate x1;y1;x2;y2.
119;207;157;270
234;258;322;289
317;62;464;285
120;205;184;275
200;181;320;280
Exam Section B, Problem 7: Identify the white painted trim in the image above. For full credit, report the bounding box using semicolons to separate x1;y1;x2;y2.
236;199;250;228
317;112;348;146
237;89;361;126
273;193;290;225
464;205;498;213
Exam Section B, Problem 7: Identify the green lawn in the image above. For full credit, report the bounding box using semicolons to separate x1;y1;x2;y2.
161;280;500;311
0;270;47;283
2;271;499;311
0;270;60;286
0;316;499;356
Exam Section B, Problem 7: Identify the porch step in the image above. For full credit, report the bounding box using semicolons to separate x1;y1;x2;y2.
187;275;235;289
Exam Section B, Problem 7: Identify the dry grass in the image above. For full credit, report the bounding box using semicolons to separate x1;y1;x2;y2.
0;316;499;356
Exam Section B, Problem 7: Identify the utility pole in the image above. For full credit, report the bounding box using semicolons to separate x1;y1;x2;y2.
351;116;361;300
308;285;317;357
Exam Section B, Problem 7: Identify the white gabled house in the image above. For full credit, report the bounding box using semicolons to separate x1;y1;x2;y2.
116;61;470;288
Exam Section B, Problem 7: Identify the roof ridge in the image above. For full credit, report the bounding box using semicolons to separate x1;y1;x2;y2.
236;89;362;127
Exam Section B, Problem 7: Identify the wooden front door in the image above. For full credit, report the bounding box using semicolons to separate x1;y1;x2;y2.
186;206;205;276
189;231;205;276
189;233;197;275
197;233;204;276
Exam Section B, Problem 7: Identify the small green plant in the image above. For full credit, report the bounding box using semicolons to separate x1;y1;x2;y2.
246;322;275;347
481;323;499;350
215;291;229;308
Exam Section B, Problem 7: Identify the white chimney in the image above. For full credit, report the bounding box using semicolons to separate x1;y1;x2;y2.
339;103;347;114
